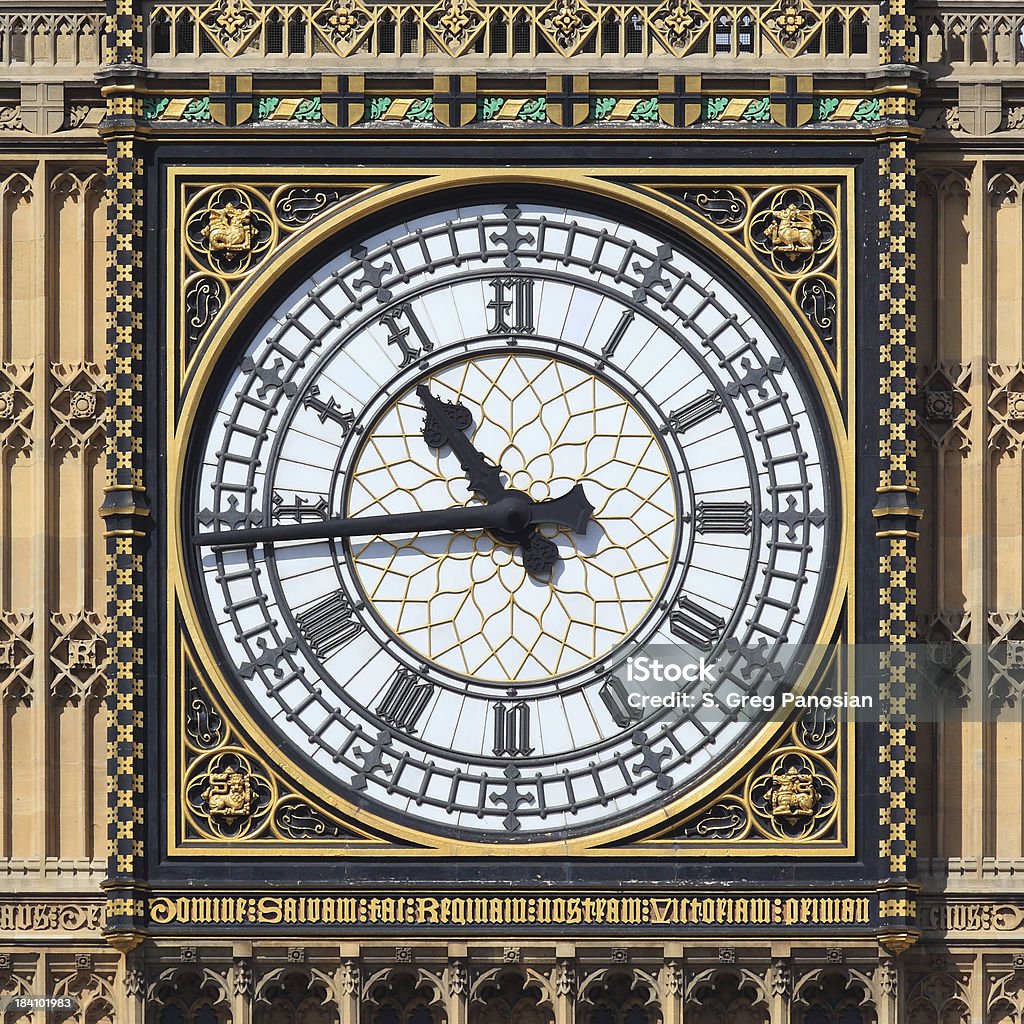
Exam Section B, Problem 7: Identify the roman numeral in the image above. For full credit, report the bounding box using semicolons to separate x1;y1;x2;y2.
295;590;362;659
668;390;724;434
381;302;434;368
375;668;433;734
599;674;643;728
487;277;535;336
695;501;752;534
669;595;724;650
302;384;355;435
600;309;634;361
493;699;533;756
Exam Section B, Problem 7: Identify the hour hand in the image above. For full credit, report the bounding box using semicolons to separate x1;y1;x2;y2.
416;385;505;502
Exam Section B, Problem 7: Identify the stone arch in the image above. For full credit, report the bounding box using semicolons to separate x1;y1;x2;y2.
363;967;447;1024
51;967;117;1024
469;968;554;1024
906;971;970;1024
578;968;661;1024
988;968;1024;1024
684;968;769;1024
792;969;876;1024
254;966;339;1024
150;967;231;1024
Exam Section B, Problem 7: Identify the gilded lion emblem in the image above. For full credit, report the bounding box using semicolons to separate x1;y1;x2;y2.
769;766;816;819
202;203;255;258
765;204;820;255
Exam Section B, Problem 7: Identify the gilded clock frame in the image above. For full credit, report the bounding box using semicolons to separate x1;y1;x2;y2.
164;165;856;858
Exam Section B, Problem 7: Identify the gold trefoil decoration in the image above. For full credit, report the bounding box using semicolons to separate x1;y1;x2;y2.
202;203;256;260
768;765;816;820
539;0;596;51
201;770;253;823
433;0;481;45
656;0;708;47
763;0;820;52
314;0;372;47
766;204;820;257
212;0;257;38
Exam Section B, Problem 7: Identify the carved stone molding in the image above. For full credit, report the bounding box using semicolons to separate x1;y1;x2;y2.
365;966;445;1024
988;610;1024;707
49;610;109;706
0;361;34;454
768;959;792;1000
232;957;253;998
918;611;971;706
792;968;875;1022
50;362;108;457
50;962;117;1024
0;611;33;707
920;363;971;456
988;362;1024;456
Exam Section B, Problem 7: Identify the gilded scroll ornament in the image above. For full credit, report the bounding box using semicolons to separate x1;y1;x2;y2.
274;798;361;839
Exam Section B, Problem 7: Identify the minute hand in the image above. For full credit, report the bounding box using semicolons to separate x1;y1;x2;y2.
192;488;593;548
416;385;505;502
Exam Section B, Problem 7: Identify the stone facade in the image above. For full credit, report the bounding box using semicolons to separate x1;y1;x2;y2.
0;0;1023;1020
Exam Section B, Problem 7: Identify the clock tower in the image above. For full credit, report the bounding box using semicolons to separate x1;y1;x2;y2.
5;0;1024;1017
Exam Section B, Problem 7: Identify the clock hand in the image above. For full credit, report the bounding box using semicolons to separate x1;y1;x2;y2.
192;485;593;548
416;385;505;503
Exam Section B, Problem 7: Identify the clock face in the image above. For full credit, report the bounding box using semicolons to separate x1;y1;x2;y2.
184;193;841;842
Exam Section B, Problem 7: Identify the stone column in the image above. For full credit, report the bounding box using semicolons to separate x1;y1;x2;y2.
231;948;254;1024
659;956;684;1024
766;958;791;1024
873;957;899;1024
339;944;362;1024
553;947;577;1024
120;954;146;1024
